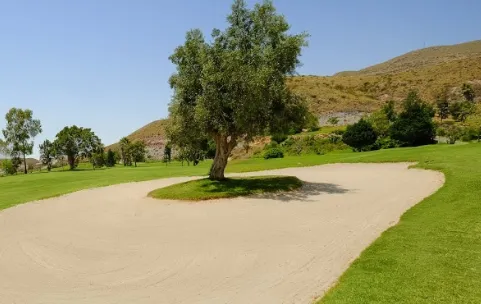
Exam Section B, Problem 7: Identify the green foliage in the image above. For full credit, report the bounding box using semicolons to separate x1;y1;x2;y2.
2;108;42;174
105;149;116;167
327;117;339;126
39;139;55;171
374;136;400;149
53;126;103;170
436;98;450;120
389;92;436;146
263;148;284;159
462;83;475;102
163;145;172;163
449;100;475;122
1;159;17;175
130;141;147;167
382;100;397;122
149;176;302;201
281;135;347;155
271;134;288;144
168;0;309;179
119;137;132;166
342;119;378;151
305;113;321;131
91;151;105;169
367;110;390;137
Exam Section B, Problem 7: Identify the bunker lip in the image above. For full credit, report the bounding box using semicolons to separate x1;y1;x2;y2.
0;163;444;304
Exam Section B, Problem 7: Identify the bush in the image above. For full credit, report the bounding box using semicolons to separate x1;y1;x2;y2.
390;92;436;147
1;159;17;175
271;134;288;144
331;129;345;136
374;136;400;150
449;101;474;122
367;110;390;137
263;148;284;159
342;119;378;151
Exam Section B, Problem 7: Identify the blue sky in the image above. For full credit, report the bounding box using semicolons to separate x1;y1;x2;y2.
1;0;480;157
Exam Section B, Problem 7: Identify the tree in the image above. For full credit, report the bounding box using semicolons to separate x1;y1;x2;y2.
130;141;146;167
53;126;103;170
450;101;474;122
105;149;116;167
168;0;309;180
390;92;436;147
462;83;475;102
436;98;450;121
342;119;378;151
2;108;42;174
90;150;105;169
367;110;390;137
39;139;55;171
119;137;132;166
382;100;397;122
163;144;172;164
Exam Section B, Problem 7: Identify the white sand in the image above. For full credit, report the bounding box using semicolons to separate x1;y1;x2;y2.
0;163;444;304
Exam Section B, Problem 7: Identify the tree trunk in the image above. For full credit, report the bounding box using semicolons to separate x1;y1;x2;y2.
209;134;237;181
23;153;27;174
68;155;75;170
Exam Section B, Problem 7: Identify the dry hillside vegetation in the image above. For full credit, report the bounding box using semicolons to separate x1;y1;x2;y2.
290;57;481;113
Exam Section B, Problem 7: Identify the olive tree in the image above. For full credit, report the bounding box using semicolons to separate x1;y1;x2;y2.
39;139;55;171
168;0;309;180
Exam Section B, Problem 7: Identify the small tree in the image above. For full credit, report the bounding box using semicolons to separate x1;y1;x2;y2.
390;92;436;147
436;98;450;121
445;124;462;144
462;83;475;102
39;139;55;171
91;150;105;169
163;144;172;164
450;101;474;122
342;119;378;151
130;141;146;167
105;149;116;167
119;137;132;166
168;0;309;180
2;108;42;174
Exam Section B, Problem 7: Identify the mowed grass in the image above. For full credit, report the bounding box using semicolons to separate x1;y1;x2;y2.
1;143;481;302
148;176;303;201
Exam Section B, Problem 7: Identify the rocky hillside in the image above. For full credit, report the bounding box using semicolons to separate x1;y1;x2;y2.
106;119;169;160
110;39;481;159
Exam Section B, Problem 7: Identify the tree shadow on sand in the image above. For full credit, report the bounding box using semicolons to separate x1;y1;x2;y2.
253;181;351;202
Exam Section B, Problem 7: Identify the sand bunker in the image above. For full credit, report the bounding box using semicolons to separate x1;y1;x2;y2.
0;163;444;304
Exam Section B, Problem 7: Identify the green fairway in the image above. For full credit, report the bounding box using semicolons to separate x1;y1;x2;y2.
1;143;481;303
148;176;303;201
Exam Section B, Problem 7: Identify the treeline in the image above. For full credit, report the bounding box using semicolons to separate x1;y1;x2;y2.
0;107;148;176
342;87;480;152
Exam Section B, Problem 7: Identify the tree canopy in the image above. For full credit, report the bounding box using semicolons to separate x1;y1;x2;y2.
53;126;102;170
168;0;309;180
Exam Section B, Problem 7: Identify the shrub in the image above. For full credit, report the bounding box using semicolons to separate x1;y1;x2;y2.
271;134;288;144
374;136;400;150
331;129;345;136
263;148;284;159
1;159;17;175
390;92;436;147
342;119;378;151
328;117;339;126
450;101;474;122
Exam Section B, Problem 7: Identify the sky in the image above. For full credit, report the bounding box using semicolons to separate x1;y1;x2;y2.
1;0;480;158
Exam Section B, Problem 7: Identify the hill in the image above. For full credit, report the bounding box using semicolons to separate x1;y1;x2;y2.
106;119;169;160
110;40;481;158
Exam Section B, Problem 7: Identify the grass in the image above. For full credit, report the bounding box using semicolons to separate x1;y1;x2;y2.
1;143;481;302
148;176;303;201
